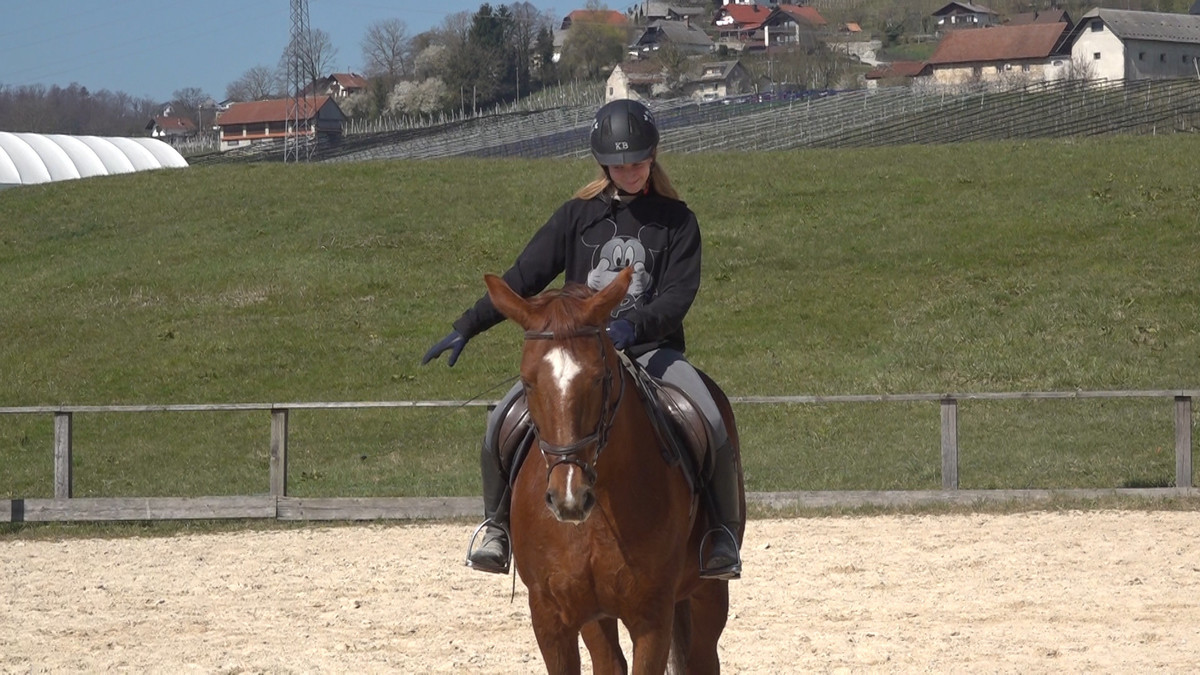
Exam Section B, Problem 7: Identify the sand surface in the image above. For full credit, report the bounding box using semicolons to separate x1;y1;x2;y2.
3;511;1199;673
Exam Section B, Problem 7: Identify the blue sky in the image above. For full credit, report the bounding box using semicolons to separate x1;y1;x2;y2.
0;0;570;104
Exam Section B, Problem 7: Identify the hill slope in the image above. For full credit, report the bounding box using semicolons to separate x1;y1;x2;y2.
2;138;1198;497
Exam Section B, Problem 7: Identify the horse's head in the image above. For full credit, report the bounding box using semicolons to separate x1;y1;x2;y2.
485;267;633;523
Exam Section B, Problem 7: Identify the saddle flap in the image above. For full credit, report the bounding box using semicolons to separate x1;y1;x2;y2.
652;381;715;481
497;395;532;476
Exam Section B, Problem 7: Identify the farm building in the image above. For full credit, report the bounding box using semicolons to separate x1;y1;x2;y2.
145;115;197;139
215;96;345;152
922;21;1073;87
1067;8;1200;81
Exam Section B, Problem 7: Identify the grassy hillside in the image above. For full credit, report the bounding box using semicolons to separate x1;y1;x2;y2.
2;136;1198;500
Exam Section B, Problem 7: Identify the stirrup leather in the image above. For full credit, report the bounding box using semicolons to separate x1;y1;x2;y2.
465;519;512;574
698;524;742;580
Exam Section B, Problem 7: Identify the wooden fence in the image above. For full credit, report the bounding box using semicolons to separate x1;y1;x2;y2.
1;390;1196;523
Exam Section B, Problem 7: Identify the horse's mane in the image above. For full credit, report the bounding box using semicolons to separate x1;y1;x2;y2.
524;282;598;334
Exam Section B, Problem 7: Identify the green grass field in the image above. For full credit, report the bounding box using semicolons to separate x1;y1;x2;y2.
2;136;1198;502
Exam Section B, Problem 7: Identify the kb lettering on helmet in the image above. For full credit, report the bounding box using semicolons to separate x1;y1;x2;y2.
614;141;629;150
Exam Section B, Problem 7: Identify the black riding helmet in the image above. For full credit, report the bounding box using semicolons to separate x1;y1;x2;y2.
589;99;659;166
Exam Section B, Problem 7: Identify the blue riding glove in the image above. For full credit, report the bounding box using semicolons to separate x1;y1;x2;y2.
422;330;468;366
606;320;635;350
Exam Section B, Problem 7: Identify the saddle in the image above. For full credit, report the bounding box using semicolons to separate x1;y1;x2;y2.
495;357;715;491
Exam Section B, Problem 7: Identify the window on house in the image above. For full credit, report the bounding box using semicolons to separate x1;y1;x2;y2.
1022;64;1031;72
1139;52;1145;60
1093;52;1101;60
972;66;982;77
1091;21;1103;31
1160;54;1166;62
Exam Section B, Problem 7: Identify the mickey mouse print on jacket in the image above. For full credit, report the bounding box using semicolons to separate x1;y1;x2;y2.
452;192;702;354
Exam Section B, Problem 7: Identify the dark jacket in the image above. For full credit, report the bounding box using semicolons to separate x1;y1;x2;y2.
452;192;701;353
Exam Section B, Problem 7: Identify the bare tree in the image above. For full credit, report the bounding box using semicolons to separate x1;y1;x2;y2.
171;87;210;111
362;18;411;88
280;27;339;91
507;2;553;98
226;65;279;101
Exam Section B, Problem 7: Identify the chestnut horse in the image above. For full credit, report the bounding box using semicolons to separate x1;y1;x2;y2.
483;266;745;674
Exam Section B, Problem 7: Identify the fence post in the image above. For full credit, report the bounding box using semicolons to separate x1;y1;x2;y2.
940;398;959;490
53;412;73;499
1176;396;1193;489
270;409;289;497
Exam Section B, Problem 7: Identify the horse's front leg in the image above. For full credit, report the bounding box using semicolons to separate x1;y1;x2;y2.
625;605;676;675
581;618;627;674
529;600;583;675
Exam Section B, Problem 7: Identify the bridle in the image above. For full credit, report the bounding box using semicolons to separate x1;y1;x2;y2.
522;326;627;484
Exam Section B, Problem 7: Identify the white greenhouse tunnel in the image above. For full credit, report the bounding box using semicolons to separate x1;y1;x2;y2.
0;131;188;190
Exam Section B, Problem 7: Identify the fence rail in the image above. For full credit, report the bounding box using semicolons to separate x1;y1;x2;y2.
2;389;1196;523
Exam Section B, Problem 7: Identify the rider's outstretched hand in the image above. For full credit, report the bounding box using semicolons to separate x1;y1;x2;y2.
422;330;468;366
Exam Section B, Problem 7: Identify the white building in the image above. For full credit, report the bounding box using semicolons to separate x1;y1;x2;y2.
1069;8;1200;81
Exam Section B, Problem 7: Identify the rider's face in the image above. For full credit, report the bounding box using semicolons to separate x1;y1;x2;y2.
606;158;653;194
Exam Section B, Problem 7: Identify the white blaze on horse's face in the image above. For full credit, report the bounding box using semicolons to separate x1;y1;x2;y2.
544;347;582;399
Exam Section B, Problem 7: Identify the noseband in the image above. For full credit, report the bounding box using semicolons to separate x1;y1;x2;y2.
523;326;626;484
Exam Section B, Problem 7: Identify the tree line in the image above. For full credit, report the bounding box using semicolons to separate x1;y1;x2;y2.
0;83;160;136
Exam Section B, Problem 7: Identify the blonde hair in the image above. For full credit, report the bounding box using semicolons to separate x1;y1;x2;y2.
573;158;680;201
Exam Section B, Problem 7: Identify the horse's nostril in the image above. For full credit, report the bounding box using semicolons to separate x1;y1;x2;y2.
582;491;595;513
545;492;554;507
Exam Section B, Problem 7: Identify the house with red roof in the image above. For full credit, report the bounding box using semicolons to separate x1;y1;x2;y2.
712;2;772;51
864;61;927;88
922;21;1072;87
305;72;369;98
215;96;345;152
760;4;828;51
145;115;197;139
561;9;628;30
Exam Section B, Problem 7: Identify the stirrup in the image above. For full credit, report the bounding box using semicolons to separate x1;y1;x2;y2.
698;524;742;580
465;519;511;574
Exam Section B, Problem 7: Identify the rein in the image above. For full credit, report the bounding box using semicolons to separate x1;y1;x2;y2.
522;326;627;483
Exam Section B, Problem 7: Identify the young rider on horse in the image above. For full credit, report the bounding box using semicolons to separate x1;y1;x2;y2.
422;98;742;580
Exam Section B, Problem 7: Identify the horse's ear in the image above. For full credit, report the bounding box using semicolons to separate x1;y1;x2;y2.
484;274;533;328
586;266;633;324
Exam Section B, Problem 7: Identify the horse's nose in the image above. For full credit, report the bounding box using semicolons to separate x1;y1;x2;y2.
546;487;595;523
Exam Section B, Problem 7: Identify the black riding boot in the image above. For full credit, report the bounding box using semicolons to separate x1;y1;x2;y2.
700;439;742;580
465;440;511;574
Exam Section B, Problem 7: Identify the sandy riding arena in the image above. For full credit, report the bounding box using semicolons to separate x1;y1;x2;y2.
2;511;1199;673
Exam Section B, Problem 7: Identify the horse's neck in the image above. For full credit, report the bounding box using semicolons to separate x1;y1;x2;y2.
605;369;683;489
